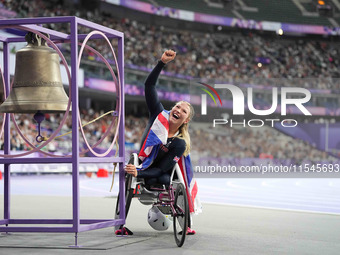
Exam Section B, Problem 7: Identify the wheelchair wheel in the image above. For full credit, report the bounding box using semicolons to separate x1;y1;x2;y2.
114;173;134;229
173;183;189;247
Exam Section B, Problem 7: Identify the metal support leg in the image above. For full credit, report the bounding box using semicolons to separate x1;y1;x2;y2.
1;225;10;236
69;232;81;248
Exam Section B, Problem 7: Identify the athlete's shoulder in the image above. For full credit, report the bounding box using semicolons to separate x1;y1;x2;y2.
172;137;186;148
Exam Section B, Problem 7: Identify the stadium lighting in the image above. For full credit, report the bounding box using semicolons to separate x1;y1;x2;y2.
277;29;284;36
317;0;333;17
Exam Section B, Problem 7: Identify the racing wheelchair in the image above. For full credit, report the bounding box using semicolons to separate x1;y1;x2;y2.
115;153;190;247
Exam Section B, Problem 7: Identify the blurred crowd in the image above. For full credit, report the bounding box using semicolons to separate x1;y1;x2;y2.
1;0;340;90
190;124;335;163
0;111;336;163
0;0;338;163
0;109;118;154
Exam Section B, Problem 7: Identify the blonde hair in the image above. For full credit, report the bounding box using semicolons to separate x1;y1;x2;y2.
174;101;195;157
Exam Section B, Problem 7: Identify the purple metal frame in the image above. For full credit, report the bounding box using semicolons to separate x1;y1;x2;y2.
0;17;125;246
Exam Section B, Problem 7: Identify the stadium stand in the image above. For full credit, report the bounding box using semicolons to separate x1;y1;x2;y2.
140;0;334;26
0;0;339;171
138;0;236;17
239;0;332;25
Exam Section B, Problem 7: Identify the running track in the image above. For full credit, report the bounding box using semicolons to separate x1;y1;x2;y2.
1;175;339;214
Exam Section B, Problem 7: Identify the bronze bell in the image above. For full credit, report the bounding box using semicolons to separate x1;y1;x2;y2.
0;32;70;113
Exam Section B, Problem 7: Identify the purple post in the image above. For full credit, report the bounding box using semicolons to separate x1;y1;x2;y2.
70;17;80;236
0;16;125;246
118;36;126;222
3;42;10;223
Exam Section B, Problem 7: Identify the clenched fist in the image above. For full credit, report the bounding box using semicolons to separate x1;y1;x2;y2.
161;49;176;64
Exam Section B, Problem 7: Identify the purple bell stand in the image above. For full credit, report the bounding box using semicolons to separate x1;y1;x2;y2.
0;17;125;247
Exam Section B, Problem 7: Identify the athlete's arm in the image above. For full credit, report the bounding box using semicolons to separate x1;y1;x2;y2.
144;50;176;117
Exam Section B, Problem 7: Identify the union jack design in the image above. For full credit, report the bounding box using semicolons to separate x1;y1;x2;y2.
173;156;180;163
138;110;202;214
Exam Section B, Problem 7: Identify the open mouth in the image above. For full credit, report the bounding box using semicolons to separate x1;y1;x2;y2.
173;113;179;120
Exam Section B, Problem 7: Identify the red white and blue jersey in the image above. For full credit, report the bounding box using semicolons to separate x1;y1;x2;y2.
138;110;202;214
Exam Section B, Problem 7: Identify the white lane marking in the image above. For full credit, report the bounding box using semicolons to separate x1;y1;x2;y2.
199;194;340;211
201;201;340;216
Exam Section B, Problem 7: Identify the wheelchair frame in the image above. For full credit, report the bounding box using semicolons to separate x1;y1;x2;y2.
115;153;190;247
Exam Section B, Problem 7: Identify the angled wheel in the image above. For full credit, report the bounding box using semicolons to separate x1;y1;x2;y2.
115;173;134;230
173;183;189;247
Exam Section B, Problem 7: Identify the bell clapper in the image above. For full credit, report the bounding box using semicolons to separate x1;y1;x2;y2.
33;111;45;143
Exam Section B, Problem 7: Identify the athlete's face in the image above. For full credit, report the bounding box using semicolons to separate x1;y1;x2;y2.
170;102;190;127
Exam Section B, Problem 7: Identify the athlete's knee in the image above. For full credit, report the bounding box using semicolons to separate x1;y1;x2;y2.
158;174;170;186
145;178;157;185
